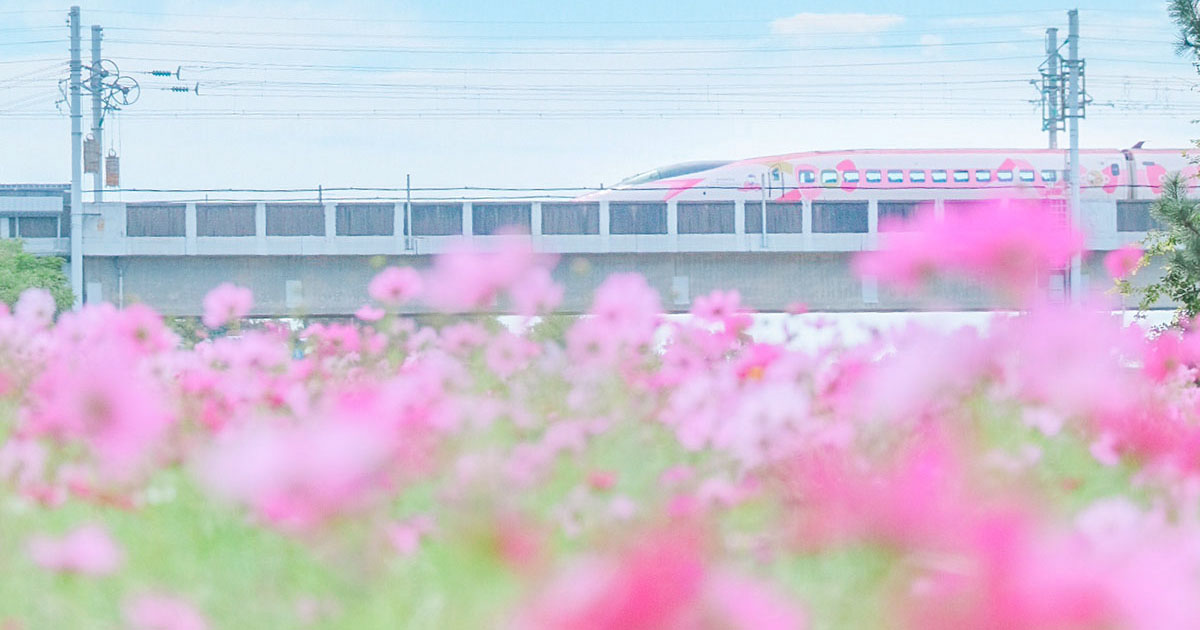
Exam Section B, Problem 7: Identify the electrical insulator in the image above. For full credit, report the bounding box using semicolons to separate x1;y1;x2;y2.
83;134;100;174
150;70;173;77
105;151;119;188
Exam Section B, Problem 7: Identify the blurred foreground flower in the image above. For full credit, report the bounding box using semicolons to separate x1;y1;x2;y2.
368;266;422;306
27;523;123;576
201;283;253;329
856;198;1084;302
1105;244;1144;281
513;529;806;630
124;594;208;630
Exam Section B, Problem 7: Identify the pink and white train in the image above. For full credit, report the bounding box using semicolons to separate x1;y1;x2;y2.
590;147;1197;205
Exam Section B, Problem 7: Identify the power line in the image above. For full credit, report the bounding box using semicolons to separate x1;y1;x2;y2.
84;7;1074;24
102;36;1041;55
113;54;1043;75
102;23;1176;41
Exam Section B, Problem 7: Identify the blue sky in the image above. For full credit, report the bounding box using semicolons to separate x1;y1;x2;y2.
0;1;1196;199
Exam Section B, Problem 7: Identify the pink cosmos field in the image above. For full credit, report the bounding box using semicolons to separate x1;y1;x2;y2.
0;197;1195;629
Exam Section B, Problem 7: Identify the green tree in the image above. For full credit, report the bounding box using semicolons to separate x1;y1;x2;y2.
0;240;72;312
1119;3;1200;324
1170;0;1200;59
1123;173;1200;323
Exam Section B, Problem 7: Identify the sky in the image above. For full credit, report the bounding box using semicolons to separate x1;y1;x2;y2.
1;0;1198;201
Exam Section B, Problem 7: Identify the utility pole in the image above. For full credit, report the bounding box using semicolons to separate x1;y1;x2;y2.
90;25;102;202
1067;9;1082;303
759;173;767;248
1035;11;1088;302
1045;27;1058;150
69;6;83;308
405;174;413;251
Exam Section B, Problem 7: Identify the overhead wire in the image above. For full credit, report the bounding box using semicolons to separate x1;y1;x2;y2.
101;36;1042;55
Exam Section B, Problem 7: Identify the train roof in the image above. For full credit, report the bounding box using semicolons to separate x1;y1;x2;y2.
736;147;1189;162
613;148;1191;187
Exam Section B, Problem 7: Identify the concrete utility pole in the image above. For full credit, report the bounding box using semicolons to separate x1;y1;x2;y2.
405;174;413;251
1045;27;1059;150
1067;9;1082;302
759;173;767;248
69;6;83;308
90;24;102;202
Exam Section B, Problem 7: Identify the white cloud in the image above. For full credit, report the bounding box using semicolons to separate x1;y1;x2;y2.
919;34;945;47
770;12;905;36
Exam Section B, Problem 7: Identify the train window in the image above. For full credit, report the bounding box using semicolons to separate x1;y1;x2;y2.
17;217;58;238
865;170;882;183
887;170;904;183
812;201;868;233
473;203;532;235
610;202;667;235
1019;170;1036;182
1117;201;1165;232
909;170;927;183
821;170;838;185
745;202;804;234
997;170;1014;182
798;170;816;184
542;203;599;235
878;201;931;231
127;204;186;237
678;202;735;234
337;203;394;236
953;170;970;183
1040;170;1058;183
976;170;992;182
1111;164;1120;176
266;203;325;237
843;170;860;183
412;203;464;236
931;170;948;183
197;203;256;237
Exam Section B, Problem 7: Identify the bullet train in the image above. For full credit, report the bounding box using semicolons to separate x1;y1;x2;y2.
585;147;1197;204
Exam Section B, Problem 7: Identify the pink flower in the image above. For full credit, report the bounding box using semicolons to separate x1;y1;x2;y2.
905;513;1119;630
14;288;55;328
1090;434;1121;467
28;523;123;576
514;531;707;629
1105;245;1143;281
509;266;564;316
24;342;173;480
201;283;253;329
196;418;397;532
124;594;208;630
354;304;385;322
705;571;808;630
514;529;807;630
691;289;753;335
440;322;489;354
856;198;1084;302
385;515;434;556
113;304;178;354
734;343;784;382
422;239;539;311
484;332;539;379
1140;329;1200;383
368;266;422;306
566;273;661;367
588;470;617;492
784;435;974;550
